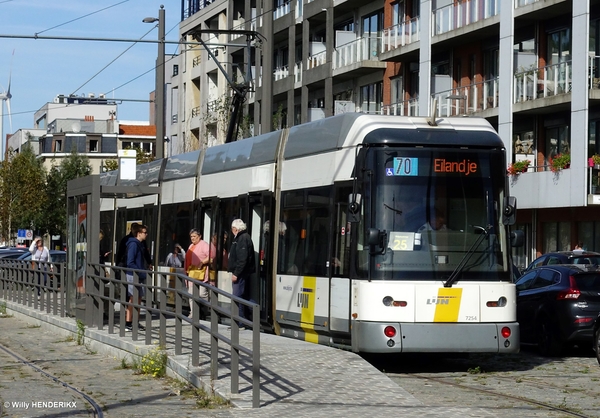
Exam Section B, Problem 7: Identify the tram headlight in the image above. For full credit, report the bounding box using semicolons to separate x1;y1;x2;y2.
382;296;393;306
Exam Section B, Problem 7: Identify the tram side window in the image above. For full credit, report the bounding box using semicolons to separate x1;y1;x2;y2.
332;184;352;277
278;187;332;276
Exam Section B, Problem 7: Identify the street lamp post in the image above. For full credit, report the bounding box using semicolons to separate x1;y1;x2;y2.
143;5;165;160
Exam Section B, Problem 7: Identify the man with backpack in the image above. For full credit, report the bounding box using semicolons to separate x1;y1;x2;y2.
125;224;150;332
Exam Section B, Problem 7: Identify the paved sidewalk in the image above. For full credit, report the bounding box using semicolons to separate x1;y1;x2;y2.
1;300;495;417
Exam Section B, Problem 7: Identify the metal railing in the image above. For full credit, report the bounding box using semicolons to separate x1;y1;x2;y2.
0;260;66;317
333;37;380;70
433;0;500;36
274;0;291;19
381;98;419;116
381;17;420;53
433;78;499;116
515;0;539;7
0;260;262;408
513;61;572;103
307;50;326;69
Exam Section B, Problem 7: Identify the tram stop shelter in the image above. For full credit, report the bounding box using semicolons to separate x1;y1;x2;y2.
66;166;162;323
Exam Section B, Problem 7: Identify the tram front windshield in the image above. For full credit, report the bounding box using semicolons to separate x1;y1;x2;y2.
363;147;509;282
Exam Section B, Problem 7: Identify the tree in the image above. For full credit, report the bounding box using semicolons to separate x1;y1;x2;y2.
0;145;47;242
42;147;92;237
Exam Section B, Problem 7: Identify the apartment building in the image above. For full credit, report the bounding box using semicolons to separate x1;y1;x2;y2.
176;0;600;268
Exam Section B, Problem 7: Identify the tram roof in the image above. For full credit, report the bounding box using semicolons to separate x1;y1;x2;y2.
201;130;282;175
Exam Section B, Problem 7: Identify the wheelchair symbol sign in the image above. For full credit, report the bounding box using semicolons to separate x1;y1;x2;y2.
386;168;394;176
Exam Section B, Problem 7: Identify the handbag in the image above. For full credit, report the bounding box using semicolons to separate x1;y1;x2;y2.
188;266;207;281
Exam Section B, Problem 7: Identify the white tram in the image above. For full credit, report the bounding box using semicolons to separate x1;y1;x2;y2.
101;113;521;353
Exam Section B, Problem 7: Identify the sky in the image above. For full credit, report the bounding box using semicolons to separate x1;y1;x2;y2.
0;0;182;138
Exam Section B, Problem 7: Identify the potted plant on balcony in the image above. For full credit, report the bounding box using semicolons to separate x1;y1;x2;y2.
550;153;571;172
591;154;600;169
507;159;531;176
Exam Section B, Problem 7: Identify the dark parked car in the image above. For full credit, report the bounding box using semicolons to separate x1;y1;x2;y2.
523;251;600;273
0;247;30;259
516;264;600;356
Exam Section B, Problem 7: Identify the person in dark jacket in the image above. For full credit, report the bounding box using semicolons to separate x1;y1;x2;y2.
228;219;256;327
125;223;149;332
116;222;152;267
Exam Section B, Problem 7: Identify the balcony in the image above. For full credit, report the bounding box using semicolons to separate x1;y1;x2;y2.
433;0;500;36
274;0;291;20
382;98;419;116
513;61;571;104
294;62;302;84
381;17;420;54
333;37;381;70
274;65;289;81
307;50;327;70
432;79;499;117
514;0;539;7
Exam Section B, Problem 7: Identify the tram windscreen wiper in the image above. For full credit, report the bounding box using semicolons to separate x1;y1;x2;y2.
443;225;490;288
383;203;402;215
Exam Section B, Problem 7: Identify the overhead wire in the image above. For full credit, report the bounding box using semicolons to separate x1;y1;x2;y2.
35;0;131;36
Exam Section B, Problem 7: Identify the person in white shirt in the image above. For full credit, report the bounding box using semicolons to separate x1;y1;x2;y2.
29;237;52;296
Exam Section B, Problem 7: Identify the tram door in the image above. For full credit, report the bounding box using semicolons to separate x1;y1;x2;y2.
238;192;274;325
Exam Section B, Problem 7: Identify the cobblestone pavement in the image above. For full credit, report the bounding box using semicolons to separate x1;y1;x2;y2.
383;348;600;417
0;314;228;417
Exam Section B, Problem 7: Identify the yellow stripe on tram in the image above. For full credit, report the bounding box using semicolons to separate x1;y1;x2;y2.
433;287;463;322
300;276;319;343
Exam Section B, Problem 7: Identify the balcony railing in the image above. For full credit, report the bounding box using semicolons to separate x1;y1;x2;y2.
295;0;302;19
433;0;500;36
191;106;201;118
382;98;419;116
432;79;499;116
333;37;380;70
515;0;539;7
589;56;600;90
274;0;291;19
274;65;289;81
307;50;326;69
294;62;302;83
513;61;571;103
381;17;420;53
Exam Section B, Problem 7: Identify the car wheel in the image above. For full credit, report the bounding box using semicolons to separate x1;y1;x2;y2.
595;328;600;366
536;316;563;357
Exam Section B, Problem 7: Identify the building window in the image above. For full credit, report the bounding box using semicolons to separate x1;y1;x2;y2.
543;221;571;252
360;82;382;113
513;131;534;156
173;64;179;76
54;140;62;152
545;125;569;168
89;139;99;152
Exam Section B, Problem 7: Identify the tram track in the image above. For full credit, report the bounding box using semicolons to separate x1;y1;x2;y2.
399;373;593;418
0;341;104;418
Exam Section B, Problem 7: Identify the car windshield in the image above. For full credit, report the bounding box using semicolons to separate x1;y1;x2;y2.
571;256;600;266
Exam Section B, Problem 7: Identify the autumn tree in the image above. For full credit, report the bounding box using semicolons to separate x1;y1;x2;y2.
0;145;47;242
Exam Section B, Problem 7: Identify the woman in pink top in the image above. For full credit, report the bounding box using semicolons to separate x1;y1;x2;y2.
185;228;210;318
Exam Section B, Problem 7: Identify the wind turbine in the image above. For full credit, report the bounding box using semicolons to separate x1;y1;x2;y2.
0;60;13;161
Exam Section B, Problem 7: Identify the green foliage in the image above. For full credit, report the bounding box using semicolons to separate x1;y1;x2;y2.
138;346;167;378
0;146;47;241
123;146;155;165
550;153;570;173
104;159;119;172
76;319;85;345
